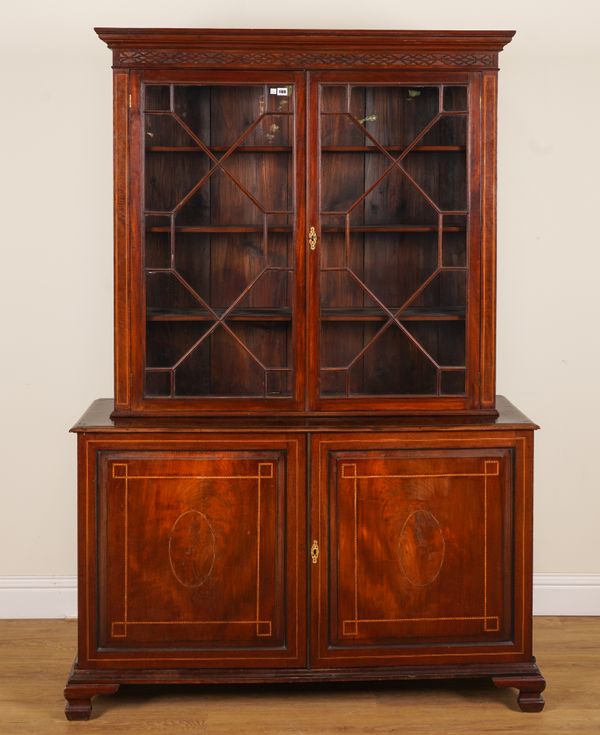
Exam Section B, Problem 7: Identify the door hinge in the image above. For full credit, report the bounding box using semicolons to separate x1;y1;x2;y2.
311;539;320;564
129;93;132;108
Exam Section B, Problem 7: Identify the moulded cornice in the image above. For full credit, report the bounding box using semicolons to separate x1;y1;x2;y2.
94;28;515;70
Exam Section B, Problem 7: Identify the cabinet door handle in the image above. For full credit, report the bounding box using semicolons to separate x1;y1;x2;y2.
311;539;320;564
308;226;317;251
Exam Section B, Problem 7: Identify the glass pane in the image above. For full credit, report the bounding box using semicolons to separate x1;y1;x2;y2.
347;325;438;395
361;232;438;307
349;86;439;148
145;85;170;111
404;116;467;211
441;370;466;395
443;86;468;112
319;83;469;399
145;370;171;397
142;83;296;398
442;215;467;267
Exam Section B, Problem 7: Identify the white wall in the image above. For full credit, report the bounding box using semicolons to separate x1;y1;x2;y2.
0;1;599;613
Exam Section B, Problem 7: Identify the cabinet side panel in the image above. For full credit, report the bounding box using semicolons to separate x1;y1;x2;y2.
519;431;534;658
480;72;498;407
76;435;90;664
113;70;131;411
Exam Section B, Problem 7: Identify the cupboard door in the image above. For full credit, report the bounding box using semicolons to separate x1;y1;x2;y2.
308;71;482;413
82;436;305;668
125;71;306;414
311;433;531;667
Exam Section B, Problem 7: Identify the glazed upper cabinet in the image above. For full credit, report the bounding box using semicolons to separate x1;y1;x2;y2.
98;28;512;417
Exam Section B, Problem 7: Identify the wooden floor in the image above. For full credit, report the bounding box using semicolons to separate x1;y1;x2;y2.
1;617;599;733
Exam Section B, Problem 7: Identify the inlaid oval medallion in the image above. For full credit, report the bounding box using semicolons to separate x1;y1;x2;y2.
168;510;216;588
397;510;445;587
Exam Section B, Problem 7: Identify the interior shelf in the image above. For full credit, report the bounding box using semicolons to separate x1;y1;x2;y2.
147;307;293;322
320;225;465;233
147;307;464;323
146;146;292;153
321;145;465;153
147;225;293;233
146;225;463;234
145;145;465;154
320;307;465;322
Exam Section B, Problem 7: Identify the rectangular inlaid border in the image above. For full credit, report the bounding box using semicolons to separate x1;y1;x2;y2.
108;461;275;639
339;460;501;636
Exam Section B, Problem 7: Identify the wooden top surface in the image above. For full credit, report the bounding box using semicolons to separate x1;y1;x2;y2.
95;28;515;50
71;396;537;433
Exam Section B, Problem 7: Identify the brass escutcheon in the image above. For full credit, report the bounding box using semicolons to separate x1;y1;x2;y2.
311;539;319;564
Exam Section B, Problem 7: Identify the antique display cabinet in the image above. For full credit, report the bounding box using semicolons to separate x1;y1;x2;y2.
64;28;546;719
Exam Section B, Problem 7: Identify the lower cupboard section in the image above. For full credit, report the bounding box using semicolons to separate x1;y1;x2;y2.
73;429;534;672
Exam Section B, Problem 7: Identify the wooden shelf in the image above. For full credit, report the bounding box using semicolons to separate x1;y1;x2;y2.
146;146;292;153
147;225;293;234
147;307;292;322
320;307;465;322
321;225;464;234
321;145;465;153
146;225;461;234
148;307;464;323
145;145;464;154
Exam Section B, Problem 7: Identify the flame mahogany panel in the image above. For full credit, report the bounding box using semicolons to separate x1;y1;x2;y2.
78;433;306;669
311;430;533;668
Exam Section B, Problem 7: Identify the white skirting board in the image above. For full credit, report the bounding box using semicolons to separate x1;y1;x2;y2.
0;574;599;619
0;576;77;619
532;574;600;616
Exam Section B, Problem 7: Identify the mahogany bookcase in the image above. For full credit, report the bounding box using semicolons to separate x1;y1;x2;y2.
64;28;545;719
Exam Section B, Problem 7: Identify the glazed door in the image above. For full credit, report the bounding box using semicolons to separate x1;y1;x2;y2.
311;433;531;667
81;435;306;668
307;72;481;412
126;71;306;413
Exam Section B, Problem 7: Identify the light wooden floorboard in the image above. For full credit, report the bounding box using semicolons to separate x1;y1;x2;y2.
0;617;599;733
